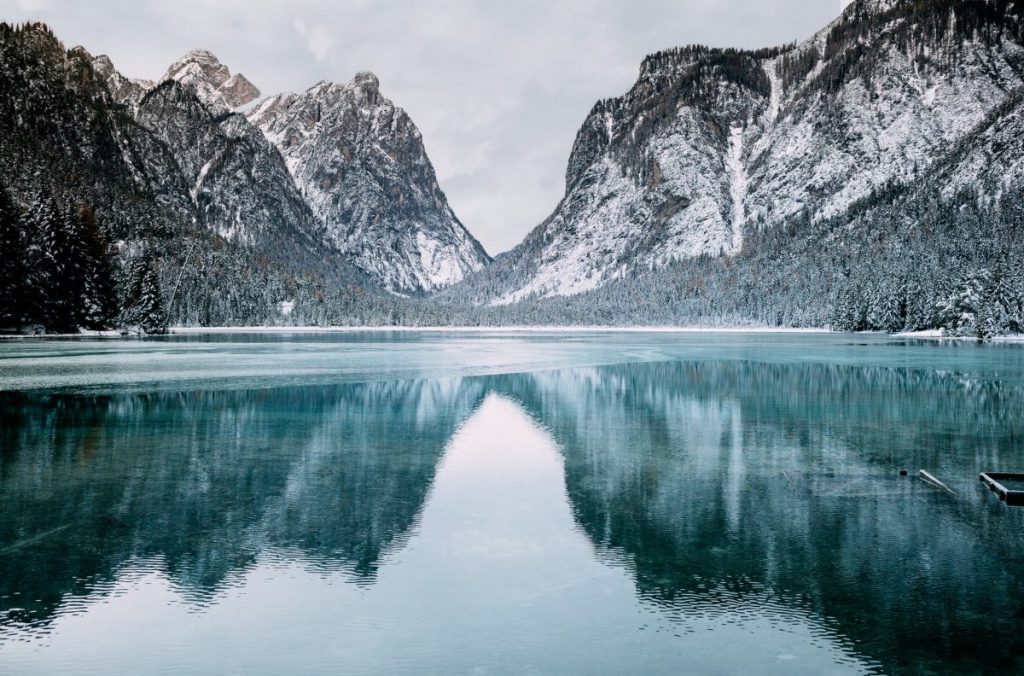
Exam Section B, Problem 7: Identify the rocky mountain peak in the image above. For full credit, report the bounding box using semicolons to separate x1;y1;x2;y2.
161;49;260;111
349;71;380;91
163;49;228;86
841;0;904;18
249;72;490;293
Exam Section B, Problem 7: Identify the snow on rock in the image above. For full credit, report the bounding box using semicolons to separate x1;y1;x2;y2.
489;0;1024;303
249;72;490;294
727;125;748;255
161;49;261;112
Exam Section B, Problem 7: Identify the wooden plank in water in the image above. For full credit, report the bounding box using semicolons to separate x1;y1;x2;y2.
979;472;1024;506
919;469;956;496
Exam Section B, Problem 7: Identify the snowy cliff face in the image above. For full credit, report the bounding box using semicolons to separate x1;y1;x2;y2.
2;27;365;291
85;52;153;109
161;49;260;111
134;78;323;250
249;73;490;294
493;0;1024;302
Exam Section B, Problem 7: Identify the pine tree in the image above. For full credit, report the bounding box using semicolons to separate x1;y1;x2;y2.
22;194;80;331
977;258;1014;340
74;205;116;330
119;253;166;334
903;277;930;331
0;187;25;329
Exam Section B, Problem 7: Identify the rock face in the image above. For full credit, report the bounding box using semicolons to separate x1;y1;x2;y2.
0;22;368;323
488;0;1024;302
161;49;261;111
85;52;153;108
249;72;490;294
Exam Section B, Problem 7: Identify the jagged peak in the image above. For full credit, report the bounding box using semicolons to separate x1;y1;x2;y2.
840;0;904;18
69;44;94;60
163;49;228;85
349;71;380;92
160;48;260;109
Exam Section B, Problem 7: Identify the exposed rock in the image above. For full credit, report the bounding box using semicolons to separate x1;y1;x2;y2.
485;0;1024;302
161;49;261;111
250;72;490;293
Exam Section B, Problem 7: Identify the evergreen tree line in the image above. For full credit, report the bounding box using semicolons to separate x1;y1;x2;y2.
5;179;1024;339
411;182;1024;338
0;187;165;333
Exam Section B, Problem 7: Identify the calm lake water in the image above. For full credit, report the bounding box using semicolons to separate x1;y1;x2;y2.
1;331;1023;675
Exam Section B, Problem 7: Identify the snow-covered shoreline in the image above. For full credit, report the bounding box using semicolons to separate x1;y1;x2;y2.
170;325;834;335
6;326;1024;341
0;325;835;339
895;330;1024;343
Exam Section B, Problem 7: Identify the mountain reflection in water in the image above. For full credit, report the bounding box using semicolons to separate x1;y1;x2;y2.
1;358;1023;674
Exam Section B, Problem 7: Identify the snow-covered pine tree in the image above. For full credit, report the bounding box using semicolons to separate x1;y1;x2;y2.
977;258;1015;340
0;187;25;329
23;194;81;332
832;280;866;331
119;252;166;334
74;205;117;330
940;268;986;337
1008;254;1024;334
902;277;930;332
867;278;904;332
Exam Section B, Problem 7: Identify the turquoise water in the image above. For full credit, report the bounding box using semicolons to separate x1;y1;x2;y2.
1;332;1023;674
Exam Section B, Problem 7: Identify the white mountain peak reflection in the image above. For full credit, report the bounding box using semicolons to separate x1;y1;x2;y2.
0;392;871;675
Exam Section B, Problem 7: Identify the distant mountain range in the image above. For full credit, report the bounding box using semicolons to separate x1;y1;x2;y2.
2;0;1024;335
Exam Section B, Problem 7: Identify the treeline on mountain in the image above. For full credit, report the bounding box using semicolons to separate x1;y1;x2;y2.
0;187;164;333
5;174;1024;338
420;180;1024;339
0;22;388;333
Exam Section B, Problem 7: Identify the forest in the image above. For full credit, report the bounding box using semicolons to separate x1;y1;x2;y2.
3;175;1023;339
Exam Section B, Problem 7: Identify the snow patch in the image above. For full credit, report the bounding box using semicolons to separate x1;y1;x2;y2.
727;125;748;255
764;59;783;122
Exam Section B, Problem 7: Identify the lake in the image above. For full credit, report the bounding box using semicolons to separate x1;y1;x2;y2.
1;331;1023;675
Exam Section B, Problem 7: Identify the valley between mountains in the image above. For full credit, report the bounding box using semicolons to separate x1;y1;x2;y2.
2;0;1024;337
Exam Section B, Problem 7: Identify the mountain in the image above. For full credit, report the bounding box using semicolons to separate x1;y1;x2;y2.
0;22;386;331
4;3;1024;335
161;49;260;111
471;0;1024;304
249;73;490;294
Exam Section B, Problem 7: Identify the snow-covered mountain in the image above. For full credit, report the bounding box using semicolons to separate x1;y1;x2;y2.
161;49;260;112
483;0;1024;303
82;46;340;263
249;73;490;294
35;36;488;295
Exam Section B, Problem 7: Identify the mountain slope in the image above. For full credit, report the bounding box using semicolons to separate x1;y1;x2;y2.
0;23;384;330
249;73;490;294
478;0;1024;303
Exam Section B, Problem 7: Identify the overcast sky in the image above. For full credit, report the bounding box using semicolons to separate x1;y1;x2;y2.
3;0;847;253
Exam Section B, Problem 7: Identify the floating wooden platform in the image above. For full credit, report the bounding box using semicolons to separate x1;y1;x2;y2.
979;472;1024;506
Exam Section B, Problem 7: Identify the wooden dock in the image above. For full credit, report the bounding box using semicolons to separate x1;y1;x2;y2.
979;472;1024;506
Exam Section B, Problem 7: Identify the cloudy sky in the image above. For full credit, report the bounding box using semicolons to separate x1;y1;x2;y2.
4;0;845;253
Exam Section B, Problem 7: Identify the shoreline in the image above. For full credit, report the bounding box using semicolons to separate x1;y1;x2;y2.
895;330;1024;343
2;326;1023;341
1;326;835;338
170;325;835;335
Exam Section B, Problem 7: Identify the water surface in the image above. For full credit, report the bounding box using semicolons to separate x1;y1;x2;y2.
1;332;1023;674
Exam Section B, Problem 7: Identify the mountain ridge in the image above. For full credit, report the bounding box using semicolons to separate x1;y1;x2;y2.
449;0;1024;306
4;2;1024;337
249;71;491;294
